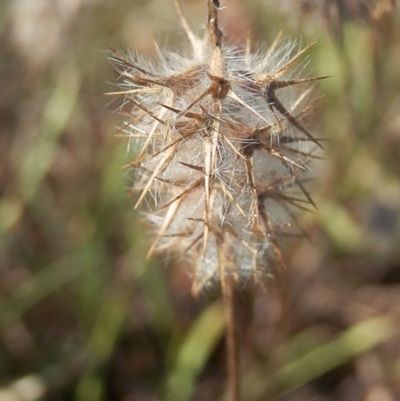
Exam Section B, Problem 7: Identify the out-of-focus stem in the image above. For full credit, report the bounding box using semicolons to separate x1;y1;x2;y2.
222;275;240;401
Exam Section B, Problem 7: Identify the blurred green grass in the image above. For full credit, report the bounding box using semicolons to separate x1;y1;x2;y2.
1;1;400;400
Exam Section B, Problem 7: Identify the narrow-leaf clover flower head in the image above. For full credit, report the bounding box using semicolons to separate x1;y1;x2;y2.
109;0;325;294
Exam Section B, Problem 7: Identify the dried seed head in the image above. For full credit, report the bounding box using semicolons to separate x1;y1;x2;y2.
110;1;324;294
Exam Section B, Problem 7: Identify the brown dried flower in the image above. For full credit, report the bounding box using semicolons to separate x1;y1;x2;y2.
109;0;324;294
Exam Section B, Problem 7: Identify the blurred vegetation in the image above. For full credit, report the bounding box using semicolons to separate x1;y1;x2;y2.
1;0;400;400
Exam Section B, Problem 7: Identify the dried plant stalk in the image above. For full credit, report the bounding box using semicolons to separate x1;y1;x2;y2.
109;0;324;295
109;1;324;399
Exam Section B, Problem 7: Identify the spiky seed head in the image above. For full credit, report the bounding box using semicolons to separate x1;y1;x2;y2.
109;1;324;294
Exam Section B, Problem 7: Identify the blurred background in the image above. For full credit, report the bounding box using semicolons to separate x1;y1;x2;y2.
1;0;400;400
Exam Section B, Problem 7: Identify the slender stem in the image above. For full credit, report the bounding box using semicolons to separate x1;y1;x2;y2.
208;1;239;398
222;275;240;401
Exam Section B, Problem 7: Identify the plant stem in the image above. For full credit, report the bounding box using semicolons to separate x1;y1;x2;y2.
222;275;240;401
